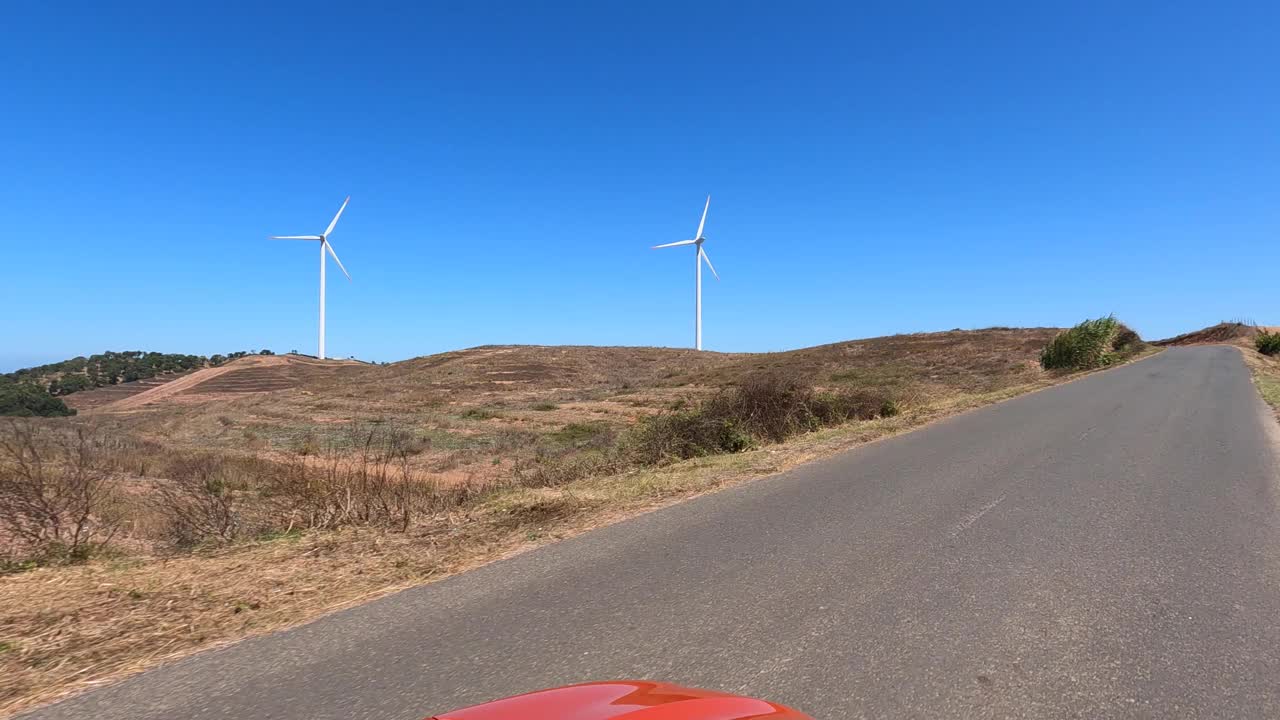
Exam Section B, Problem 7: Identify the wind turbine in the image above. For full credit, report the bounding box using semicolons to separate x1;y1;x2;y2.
269;196;352;360
653;195;718;351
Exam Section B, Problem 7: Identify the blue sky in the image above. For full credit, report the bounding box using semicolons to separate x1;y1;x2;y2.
3;1;1278;370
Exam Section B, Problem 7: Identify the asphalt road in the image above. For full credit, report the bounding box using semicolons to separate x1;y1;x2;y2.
25;346;1280;719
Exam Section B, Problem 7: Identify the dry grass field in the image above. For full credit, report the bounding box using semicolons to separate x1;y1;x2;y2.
2;326;1129;715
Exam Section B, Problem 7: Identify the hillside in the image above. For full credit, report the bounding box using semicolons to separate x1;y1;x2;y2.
72;354;364;413
61;371;200;412
94;328;1060;482
5;350;248;397
1155;322;1260;347
3;350;281;417
2;324;1136;714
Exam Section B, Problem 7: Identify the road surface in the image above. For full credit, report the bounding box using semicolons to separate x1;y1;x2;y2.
25;346;1280;719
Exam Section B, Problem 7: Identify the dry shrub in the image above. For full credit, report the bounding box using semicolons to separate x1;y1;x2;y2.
810;388;899;425
151;454;241;548
707;372;816;443
260;423;474;533
0;421;121;562
625;411;753;465
627;372;896;464
513;449;623;489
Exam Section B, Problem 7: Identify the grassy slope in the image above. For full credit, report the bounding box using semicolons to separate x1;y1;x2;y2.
1223;334;1280;416
101;331;1060;482
3;327;1133;714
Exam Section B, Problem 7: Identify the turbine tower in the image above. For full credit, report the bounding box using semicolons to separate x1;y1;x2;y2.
269;196;352;360
653;195;718;350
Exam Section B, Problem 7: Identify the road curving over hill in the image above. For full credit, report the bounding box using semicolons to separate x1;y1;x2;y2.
23;346;1280;719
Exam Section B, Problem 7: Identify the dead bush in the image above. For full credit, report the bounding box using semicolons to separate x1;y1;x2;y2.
513;449;623;489
261;425;451;532
810;388;899;425
626;372;896;464
151;454;240;548
625;412;753;465
708;372;819;442
0;421;121;562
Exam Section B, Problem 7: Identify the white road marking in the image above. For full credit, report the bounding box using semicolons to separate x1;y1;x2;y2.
949;494;1007;538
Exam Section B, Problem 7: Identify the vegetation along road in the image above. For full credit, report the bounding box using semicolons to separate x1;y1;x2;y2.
23;345;1280;719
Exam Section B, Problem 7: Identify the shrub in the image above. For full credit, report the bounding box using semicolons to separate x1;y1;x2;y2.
626;371;895;464
531;402;558;411
705;372;818;443
626;411;754;464
1040;315;1142;371
260;427;457;532
1257;331;1280;356
0;381;75;417
152;454;241;547
0;422;119;561
813;391;900;425
550;422;616;449
513;449;623;489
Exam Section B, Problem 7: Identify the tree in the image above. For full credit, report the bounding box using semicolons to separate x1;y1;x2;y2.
49;375;91;396
0;383;76;417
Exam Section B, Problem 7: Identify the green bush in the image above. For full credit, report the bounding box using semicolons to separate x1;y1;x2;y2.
626;411;754;464
0;381;75;417
550;421;616;449
1040;316;1142;371
1257;331;1280;356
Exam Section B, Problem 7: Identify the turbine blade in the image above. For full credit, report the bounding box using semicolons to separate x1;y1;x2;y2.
325;240;351;280
694;195;710;239
700;247;719;280
323;195;350;237
652;239;698;249
269;235;323;240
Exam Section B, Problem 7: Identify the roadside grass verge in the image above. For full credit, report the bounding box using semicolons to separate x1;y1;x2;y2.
1255;371;1280;409
0;331;1153;715
1236;342;1280;416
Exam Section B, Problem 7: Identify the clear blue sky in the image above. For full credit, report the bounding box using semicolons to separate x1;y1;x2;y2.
4;1;1278;371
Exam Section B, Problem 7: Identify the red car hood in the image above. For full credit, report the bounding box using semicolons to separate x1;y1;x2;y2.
432;681;810;720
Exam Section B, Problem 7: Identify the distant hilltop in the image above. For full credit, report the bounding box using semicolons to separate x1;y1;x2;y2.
0;349;302;417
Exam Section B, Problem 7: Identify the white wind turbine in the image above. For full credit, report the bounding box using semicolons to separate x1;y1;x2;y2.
269;196;352;360
653;195;719;350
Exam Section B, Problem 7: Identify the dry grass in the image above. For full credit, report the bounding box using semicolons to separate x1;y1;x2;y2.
1228;336;1280;417
1154;321;1259;347
0;385;1042;716
2;327;1140;715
